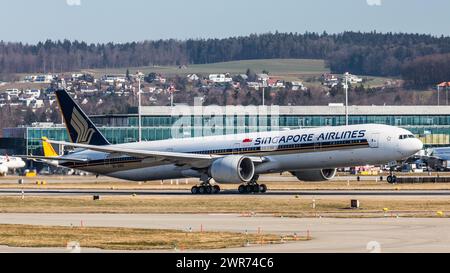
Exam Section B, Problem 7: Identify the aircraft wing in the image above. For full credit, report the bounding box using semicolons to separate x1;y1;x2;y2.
46;140;220;168
16;155;88;163
46;140;265;167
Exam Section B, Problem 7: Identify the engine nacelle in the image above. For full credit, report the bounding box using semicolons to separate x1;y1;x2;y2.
0;165;8;176
210;155;255;183
291;168;337;182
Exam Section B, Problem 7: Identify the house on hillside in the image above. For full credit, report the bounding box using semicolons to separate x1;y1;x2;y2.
187;74;200;82
30;99;44;109
257;73;270;82
209;74;232;83
343;72;362;84
80;85;99;94
247;82;263;90
267;78;285;88
35;74;56;83
291;81;307;91
322;74;339;88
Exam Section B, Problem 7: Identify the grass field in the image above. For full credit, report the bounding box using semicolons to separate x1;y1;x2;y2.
0;196;448;218
82;59;329;79
0;224;300;250
4;174;450;190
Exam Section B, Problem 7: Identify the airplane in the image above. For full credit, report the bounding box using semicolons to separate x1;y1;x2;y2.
29;137;60;167
0;155;26;176
19;89;423;194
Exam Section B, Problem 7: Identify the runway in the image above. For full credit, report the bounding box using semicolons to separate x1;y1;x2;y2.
2;188;450;197
0;213;449;253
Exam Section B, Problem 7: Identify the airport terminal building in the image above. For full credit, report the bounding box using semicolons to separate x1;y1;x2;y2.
2;105;450;155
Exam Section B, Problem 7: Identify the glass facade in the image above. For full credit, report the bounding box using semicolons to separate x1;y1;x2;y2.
0;113;442;155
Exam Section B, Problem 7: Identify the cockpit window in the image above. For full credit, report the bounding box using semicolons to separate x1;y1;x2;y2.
399;134;415;139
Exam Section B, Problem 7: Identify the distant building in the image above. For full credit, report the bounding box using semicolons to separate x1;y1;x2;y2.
23;89;41;98
257;74;270;82
322;74;339;88
4;89;20;98
187;74;199;81
155;75;167;84
343;72;363;84
239;74;249;81
291;81;307;91
80;86;99;94
34;74;55;83
267;79;285;88
437;82;450;88
102;75;127;84
30;99;44;109
247;82;263;90
209;74;232;83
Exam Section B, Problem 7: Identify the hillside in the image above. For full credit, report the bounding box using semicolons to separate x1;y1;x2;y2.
82;59;329;79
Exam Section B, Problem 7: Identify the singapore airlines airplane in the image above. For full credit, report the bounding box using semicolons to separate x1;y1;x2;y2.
0;155;26;176
21;90;423;194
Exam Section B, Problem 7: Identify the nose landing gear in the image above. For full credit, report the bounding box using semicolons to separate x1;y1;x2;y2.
387;175;397;184
386;167;397;184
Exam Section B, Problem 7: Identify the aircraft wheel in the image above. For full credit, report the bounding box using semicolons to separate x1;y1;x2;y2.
205;186;212;194
198;186;206;194
387;175;397;184
252;184;260;193
191;186;199;194
259;184;267;193
213;185;221;194
245;185;252;194
238;185;246;194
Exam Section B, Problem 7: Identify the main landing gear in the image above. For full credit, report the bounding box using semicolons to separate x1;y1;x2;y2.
191;175;221;195
191;184;221;194
238;175;267;194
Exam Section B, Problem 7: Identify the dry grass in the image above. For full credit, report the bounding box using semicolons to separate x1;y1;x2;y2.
0;224;301;250
3;181;450;191
0;196;449;218
4;174;450;190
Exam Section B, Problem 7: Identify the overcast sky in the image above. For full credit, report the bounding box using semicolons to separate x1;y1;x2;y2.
1;0;449;44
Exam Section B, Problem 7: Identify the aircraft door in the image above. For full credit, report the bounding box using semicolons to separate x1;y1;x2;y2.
232;143;241;154
369;133;379;148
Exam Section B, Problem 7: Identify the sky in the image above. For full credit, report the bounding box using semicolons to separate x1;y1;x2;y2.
1;0;449;44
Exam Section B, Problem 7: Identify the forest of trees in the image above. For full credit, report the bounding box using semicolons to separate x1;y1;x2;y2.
1;31;450;86
401;53;450;88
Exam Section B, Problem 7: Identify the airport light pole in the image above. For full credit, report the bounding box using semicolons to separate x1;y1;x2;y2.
437;85;440;106
262;87;265;106
136;71;144;142
344;76;349;126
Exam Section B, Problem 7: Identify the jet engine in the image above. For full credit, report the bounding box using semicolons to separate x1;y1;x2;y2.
291;168;337;182
0;165;8;176
210;155;255;183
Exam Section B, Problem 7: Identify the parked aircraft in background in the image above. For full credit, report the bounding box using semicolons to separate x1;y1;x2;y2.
0;155;26;176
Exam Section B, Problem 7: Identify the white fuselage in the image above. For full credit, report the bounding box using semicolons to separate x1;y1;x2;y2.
0;156;26;176
59;124;423;182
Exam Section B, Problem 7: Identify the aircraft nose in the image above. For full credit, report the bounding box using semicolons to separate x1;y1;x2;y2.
397;137;423;157
414;138;424;152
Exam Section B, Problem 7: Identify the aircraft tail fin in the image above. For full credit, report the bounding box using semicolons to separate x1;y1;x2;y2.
55;90;110;146
41;137;58;157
